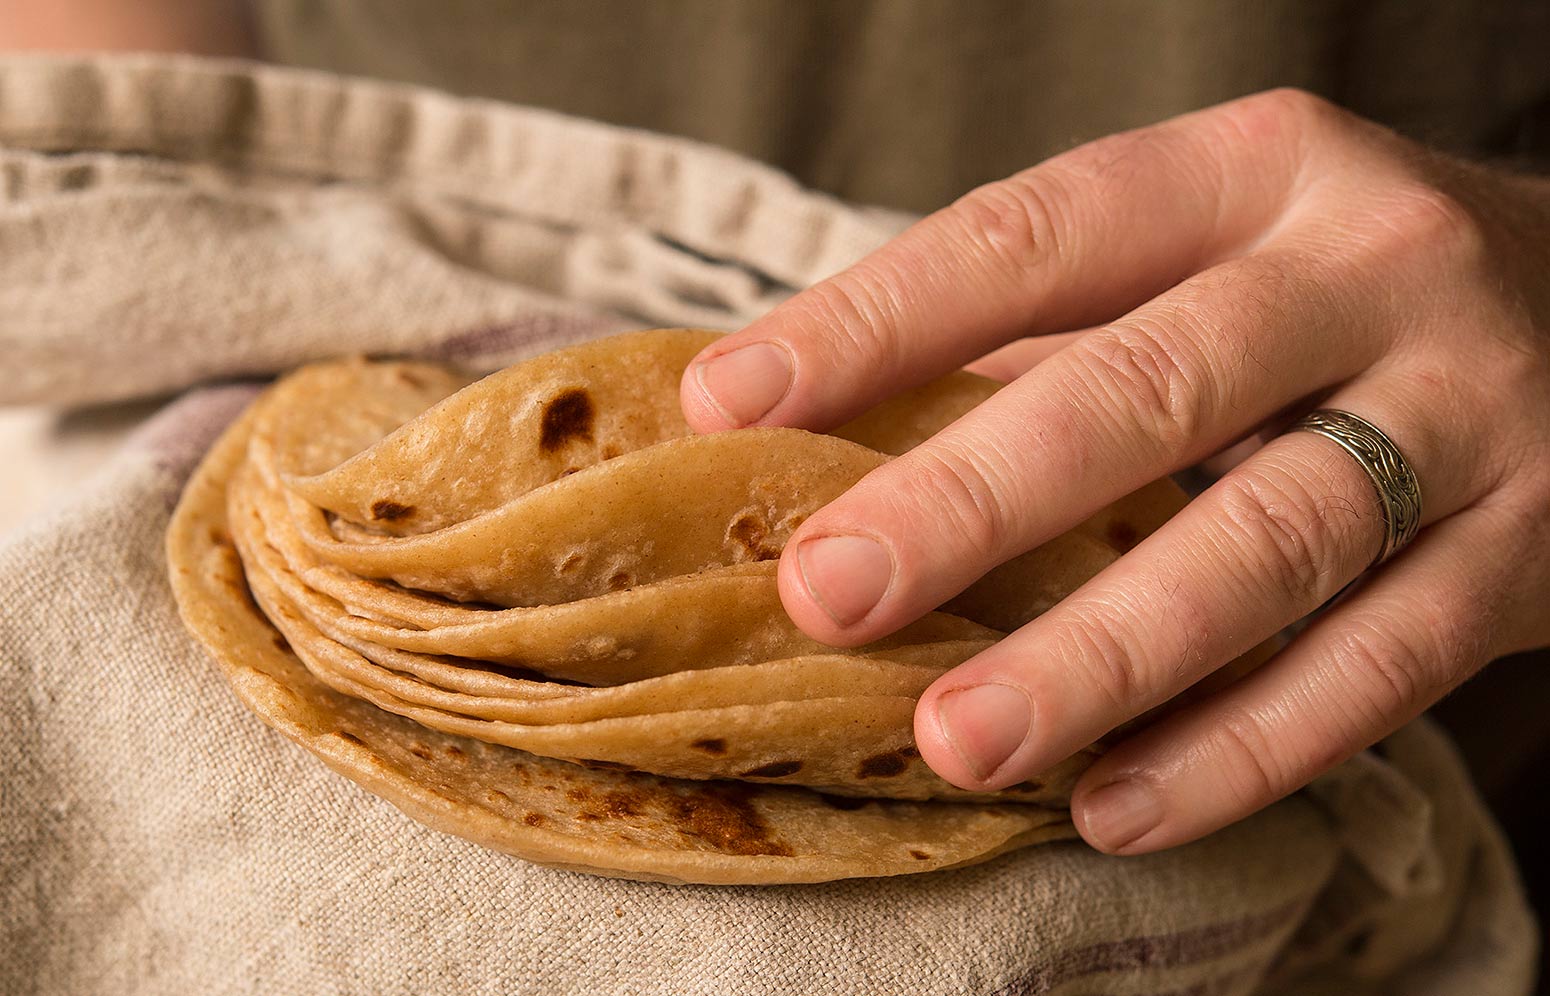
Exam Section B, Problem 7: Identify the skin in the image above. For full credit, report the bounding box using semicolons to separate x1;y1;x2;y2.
679;89;1550;855
0;0;256;56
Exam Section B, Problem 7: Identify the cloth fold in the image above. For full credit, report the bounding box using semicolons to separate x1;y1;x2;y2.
0;54;1536;996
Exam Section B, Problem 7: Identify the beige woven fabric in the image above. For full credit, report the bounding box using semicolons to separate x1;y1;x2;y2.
0;55;1537;995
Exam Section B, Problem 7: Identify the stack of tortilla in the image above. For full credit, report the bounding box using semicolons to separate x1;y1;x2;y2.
167;329;1258;884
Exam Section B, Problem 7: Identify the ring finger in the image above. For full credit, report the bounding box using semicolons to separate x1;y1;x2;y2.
911;365;1489;792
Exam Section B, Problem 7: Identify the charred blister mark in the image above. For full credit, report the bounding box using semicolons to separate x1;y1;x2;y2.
691;738;728;755
485;789;512;805
540;387;595;451
334;731;365;747
739;760;804;779
443;744;465;759
522;812;546;826
607;571;633;591
408;743;433;760
369;499;415;522
666;785;794;857
727;513;782;561
597;790;644;819
858;752;910;778
909;849;931;860
898;745;920;759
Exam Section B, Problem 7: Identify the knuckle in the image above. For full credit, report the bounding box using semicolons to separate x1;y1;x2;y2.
947;171;1068;277
793;270;906;374
1061;608;1149;714
1219;87;1344;146
1076;322;1207;454
1372;182;1487;269
1324;619;1436;725
901;444;1013;562
1208;708;1287;811
1215;466;1343;606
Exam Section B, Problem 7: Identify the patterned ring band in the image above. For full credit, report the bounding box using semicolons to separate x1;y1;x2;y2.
1289;409;1424;567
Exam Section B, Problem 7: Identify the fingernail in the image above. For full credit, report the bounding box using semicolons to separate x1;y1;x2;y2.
935;683;1033;782
1080;778;1163;852
692;341;793;426
795;533;892;627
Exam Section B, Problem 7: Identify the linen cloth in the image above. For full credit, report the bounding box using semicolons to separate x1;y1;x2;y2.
0;55;1536;996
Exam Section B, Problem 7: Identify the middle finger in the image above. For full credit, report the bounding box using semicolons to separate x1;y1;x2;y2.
779;248;1386;645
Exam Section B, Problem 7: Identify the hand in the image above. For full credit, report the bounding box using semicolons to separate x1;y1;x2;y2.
678;89;1550;855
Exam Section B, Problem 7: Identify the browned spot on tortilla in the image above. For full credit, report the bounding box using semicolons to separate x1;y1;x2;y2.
522;812;546;826
898;745;920;758
556;552;583;575
691;738;728;755
208;527;230;546
577;812;603;821
1106;520;1140;552
817;793;869;811
666;785;792;857
485;789;511;805
540;388;595;451
335;731;365;746
369;499;415;521
394;369;427;388
727;513;782;561
565;788;590;803
597;790;643;819
607;571;632;591
858;752;908;778
443;744;464;759
408;744;433;760
909;849;931;860
740;760;803;778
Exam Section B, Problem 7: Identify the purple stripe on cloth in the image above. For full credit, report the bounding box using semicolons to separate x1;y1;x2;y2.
128;383;265;504
990;899;1305;996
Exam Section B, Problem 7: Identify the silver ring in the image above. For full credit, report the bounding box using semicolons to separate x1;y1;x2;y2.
1289;409;1423;566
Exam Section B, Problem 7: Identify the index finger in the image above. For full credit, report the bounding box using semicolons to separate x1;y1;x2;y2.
681;89;1331;432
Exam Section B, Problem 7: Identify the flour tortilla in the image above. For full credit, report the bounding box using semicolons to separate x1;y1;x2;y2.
168;404;1075;885
167;328;1271;883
